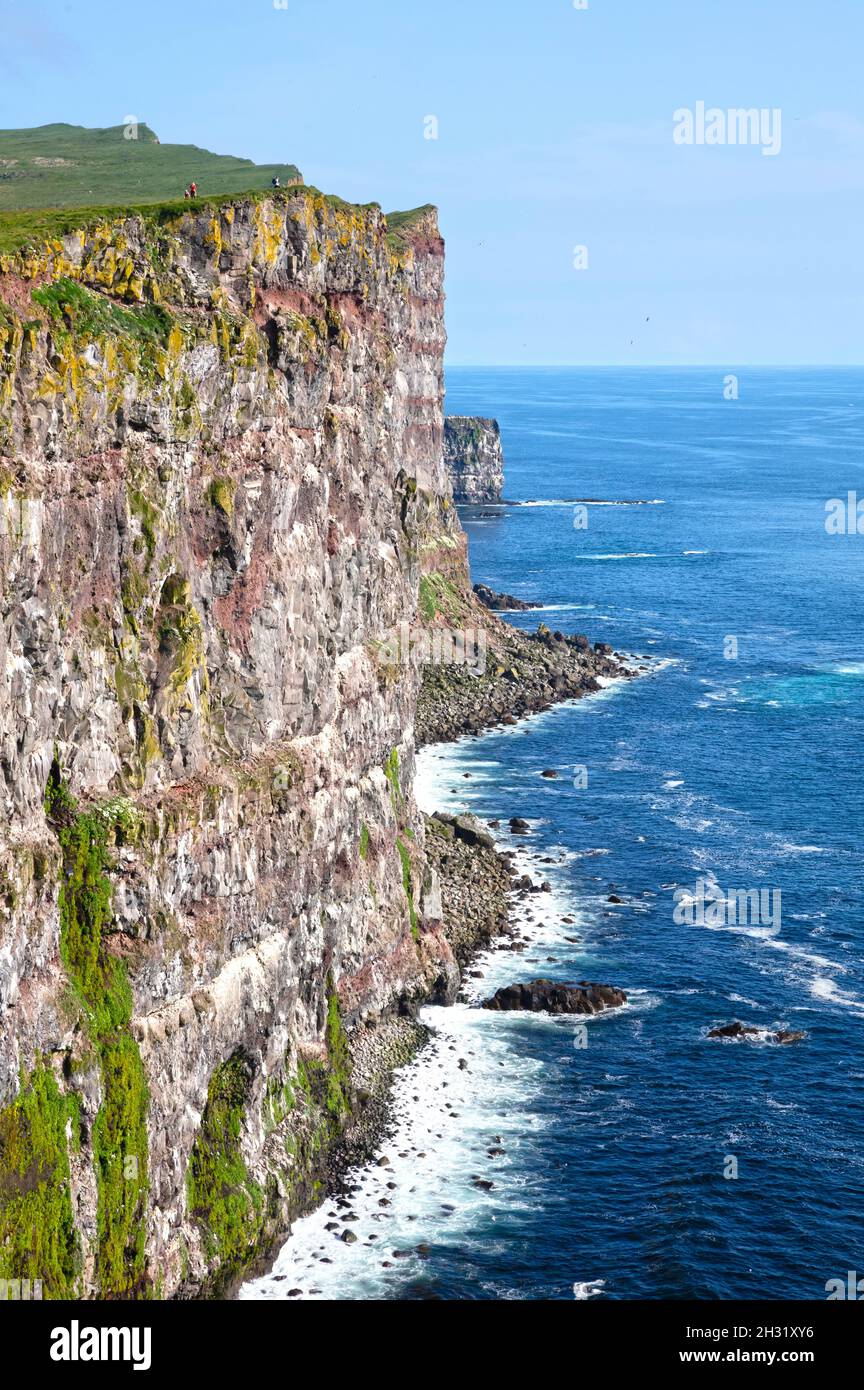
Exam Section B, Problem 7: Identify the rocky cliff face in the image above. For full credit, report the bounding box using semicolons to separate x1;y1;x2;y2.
443;416;504;502
0;189;462;1297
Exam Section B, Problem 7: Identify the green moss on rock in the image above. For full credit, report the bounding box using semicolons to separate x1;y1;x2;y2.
0;1060;81;1298
384;747;402;816
324;978;351;1119
44;754;150;1298
396;836;419;940
186;1053;264;1292
205;475;235;518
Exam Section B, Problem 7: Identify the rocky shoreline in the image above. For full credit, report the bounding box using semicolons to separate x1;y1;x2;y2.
240;819;519;1289
238;607;637;1294
297;813;515;1230
416;618;635;746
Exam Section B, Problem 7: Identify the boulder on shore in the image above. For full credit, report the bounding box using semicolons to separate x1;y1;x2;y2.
431;811;495;850
482;978;627;1015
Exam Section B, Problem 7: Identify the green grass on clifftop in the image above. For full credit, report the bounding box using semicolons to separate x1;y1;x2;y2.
0;123;302;213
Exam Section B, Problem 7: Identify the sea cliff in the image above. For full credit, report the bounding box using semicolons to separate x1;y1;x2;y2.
443;416;504;502
0;187;623;1300
0;188;461;1297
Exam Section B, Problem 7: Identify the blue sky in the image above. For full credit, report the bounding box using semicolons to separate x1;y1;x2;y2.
3;0;862;364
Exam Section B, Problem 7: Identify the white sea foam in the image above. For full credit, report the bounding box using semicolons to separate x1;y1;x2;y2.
515;499;665;508
777;842;829;856
241;871;621;1301
575;551;708;561
808;976;864;1014
241;1003;553;1302
573;1278;608;1299
536;603;596;612
826;662;864;676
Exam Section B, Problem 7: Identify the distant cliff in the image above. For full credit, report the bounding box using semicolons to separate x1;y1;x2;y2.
444;416;504;502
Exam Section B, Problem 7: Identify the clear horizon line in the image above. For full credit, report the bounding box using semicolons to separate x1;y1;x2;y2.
444;362;864;370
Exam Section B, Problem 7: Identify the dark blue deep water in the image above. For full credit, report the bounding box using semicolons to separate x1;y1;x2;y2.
247;368;864;1302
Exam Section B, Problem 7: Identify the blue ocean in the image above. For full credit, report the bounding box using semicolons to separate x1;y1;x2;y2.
245;367;864;1301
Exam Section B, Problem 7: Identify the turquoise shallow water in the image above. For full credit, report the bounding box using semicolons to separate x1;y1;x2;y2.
245;368;864;1301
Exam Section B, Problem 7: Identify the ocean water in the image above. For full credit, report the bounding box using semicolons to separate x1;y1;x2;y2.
244;367;864;1301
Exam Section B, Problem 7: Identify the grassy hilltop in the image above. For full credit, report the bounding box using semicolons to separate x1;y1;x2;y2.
0;122;433;267
0;123;302;211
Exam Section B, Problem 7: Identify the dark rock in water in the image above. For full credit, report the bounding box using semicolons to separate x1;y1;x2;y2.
341;1230;358;1244
541;769;559;779
607;893;623;904
708;1021;761;1039
482;978;627;1015
473;582;541;612
594;642;614;655
709;1020;808;1045
509;816;530;833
